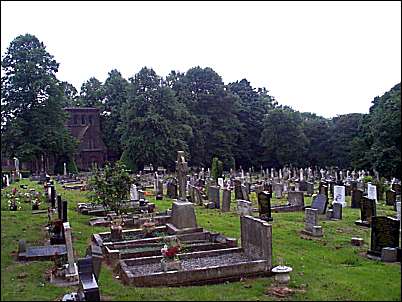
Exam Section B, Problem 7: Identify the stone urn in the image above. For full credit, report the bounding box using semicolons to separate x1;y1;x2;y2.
161;258;182;272
272;265;293;286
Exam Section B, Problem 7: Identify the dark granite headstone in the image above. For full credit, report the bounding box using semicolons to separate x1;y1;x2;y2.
166;181;178;199
57;195;62;220
77;257;100;301
50;185;56;209
367;216;400;258
257;191;273;221
299;180;307;192
208;186;220;209
355;197;376;227
319;184;329;199
62;200;68;223
306;182;314;196
288;191;304;207
311;194;328;214
351;189;363;209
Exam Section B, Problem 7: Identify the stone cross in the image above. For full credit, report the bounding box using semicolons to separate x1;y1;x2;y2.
63;222;77;275
176;151;188;201
299;168;304;181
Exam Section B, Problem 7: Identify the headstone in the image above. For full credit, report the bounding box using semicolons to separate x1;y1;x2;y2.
333;185;346;207
77;257;100;301
396;202;401;221
217;177;224;188
311;194;328;214
355;197;376;227
170;201;197;229
302;208;323;237
306;182;314;196
240;215;272;264
237;199;252;216
156;180;163;200
57;195;62;220
381;247;398;263
50;185;56;208
287;191;304;207
367;183;377;203
63;222;78;276
254;184;264;195
367;216;400;259
391;183;401;195
241;185;249;201
221;188;231;212
386;190;396;206
332;203;342;220
63;163;67;176
273;183;283;199
257;191;273;221
234;179;243;200
130;184;139;201
166;180;178;199
62;200;68;223
208;185;220;209
351;189;363;208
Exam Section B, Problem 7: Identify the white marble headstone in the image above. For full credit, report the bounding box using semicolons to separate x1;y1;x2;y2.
218;178;224;188
367;183;377;203
333;185;346;207
130;184;138;201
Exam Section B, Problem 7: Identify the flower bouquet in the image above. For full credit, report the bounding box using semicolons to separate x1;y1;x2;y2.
160;236;182;272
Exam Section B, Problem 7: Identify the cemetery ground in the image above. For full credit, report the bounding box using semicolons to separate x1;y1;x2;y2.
1;179;400;301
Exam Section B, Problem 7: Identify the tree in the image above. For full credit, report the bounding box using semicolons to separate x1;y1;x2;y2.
119;67;191;171
78;77;105;108
88;161;132;216
211;157;223;182
1;34;77;171
259;106;308;167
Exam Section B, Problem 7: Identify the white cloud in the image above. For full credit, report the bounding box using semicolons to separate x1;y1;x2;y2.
1;1;401;118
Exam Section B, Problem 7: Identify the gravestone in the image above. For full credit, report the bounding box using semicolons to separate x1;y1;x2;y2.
57;195;63;220
333;185;346;207
257;191;273;221
299;180;307;192
306;182;314;196
332;203;342;220
311;194;328;214
221;188;231;212
63;222;78;279
138;189;145;200
156;180;163;200
234;179;243;200
217;177;224;188
351;189;363;209
396;202;401;221
302;208;323;237
386;190;396;206
273;183;283;198
288;191;304;207
254;184;264;195
130;184;139;201
241;185;249;201
208;186;220;209
345;184;351;196
166;180;178;199
367;216;400;259
62;200;68;223
240;215;272;265
77;257;100;301
170;201;197;229
188;184;195;203
237;199;252;216
194;187;203;206
319;185;329;199
355;197;376;227
367;184;377;203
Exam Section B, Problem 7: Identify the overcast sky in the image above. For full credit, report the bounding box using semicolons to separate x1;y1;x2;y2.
1;1;401;118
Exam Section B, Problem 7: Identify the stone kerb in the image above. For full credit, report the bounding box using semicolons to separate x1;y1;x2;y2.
169;201;197;229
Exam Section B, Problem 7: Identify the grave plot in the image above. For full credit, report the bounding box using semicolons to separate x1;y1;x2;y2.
18;241;67;261
89;210;169;228
103;230;237;266
118;215;272;287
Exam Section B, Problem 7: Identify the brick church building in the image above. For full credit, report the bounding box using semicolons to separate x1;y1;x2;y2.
64;107;107;171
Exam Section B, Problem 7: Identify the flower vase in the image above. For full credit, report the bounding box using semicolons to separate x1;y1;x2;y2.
161;258;182;272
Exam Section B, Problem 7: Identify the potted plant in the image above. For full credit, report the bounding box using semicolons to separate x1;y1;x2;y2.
160;236;182;272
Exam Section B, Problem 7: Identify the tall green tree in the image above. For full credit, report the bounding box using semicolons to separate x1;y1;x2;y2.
1;34;77;171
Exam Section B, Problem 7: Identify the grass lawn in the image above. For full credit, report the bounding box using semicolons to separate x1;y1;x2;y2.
1;179;400;301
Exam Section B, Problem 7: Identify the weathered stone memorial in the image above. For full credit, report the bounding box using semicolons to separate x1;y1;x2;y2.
221;187;231;212
386;190;396;206
237;199;253;216
271;191;304;212
351;189;363;209
333;185;346;207
301;208;323;237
